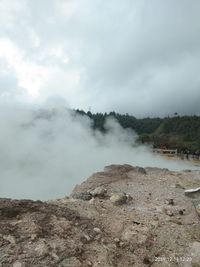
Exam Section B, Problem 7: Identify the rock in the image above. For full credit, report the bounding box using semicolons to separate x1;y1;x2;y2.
81;234;91;243
72;192;92;201
30;234;37;241
121;224;148;246
51;252;59;260
34;240;49;257
3;235;16;244
119;241;126;248
190;242;200;266
135;167;146;174
169;218;182;225
58;257;82;267
93;227;101;234
89;198;95;204
195;204;200;216
114;238;120;243
110;193;128;205
162;207;174;216
13;262;23;267
104;164;134;173
90;187;107;198
143;255;151;265
164;198;174;205
175;182;185;189
185;187;200;198
126;194;133;202
183;169;192;172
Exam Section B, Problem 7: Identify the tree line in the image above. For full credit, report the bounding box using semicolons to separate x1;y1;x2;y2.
75;110;200;153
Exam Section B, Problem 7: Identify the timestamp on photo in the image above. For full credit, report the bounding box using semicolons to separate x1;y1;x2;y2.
154;256;192;262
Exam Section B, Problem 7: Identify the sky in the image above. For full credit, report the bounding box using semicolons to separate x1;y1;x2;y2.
0;0;200;117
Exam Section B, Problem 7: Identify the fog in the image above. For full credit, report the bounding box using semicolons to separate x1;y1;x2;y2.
0;101;198;200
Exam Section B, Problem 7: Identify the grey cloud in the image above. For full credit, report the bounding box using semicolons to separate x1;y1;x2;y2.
0;0;200;116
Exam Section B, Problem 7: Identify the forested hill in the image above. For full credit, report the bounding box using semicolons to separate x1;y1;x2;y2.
75;110;200;153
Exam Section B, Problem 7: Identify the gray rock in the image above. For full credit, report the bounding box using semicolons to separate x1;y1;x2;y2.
135;167;146;174
3;235;16;244
162;207;174;216
13;262;23;267
110;193;128;205
126;194;133;202
185;187;200;198
164;198;174;205
175;182;185;189
81;234;91;243
72;192;92;201
90;187;107;197
189;242;200;266
58;257;81;267
195;204;200;216
93;227;101;234
34;240;49;257
183;169;192;172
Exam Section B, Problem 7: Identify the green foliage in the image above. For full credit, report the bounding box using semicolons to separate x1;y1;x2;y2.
75;110;200;153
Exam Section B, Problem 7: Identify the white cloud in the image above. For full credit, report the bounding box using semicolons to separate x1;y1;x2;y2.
0;38;49;97
0;0;199;116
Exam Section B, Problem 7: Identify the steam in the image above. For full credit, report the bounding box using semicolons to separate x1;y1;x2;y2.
0;101;198;200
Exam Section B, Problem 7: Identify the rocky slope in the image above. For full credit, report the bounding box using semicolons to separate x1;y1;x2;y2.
1;165;200;267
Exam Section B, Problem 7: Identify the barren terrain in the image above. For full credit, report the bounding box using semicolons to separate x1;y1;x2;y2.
1;165;200;266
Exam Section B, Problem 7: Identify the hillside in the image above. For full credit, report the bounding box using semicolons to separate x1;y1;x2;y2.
75;110;200;153
1;165;200;266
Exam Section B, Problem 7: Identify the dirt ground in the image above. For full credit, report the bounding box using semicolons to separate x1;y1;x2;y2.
1;164;200;266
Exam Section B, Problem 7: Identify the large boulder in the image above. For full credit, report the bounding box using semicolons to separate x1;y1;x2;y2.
72;192;92;201
90;186;107;198
110;193;128;205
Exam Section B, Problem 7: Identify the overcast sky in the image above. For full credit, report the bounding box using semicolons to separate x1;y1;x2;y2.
0;0;200;117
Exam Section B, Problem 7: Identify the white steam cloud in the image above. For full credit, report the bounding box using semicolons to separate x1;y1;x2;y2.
0;101;198;200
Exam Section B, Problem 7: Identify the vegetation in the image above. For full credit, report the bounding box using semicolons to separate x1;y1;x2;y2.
75;110;200;153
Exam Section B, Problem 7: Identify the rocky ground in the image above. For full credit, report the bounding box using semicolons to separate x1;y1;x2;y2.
1;164;200;267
